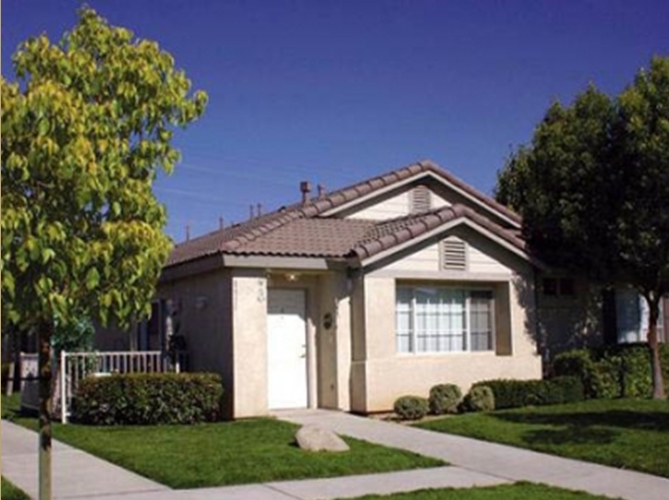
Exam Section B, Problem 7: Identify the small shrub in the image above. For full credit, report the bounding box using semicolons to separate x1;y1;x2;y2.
472;377;584;409
462;386;495;412
73;372;224;425
553;349;593;393
428;384;462;415
471;379;539;409
548;376;585;403
553;344;669;399
393;395;429;421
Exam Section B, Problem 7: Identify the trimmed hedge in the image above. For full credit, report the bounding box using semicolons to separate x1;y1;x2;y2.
73;372;224;425
428;384;462;415
553;343;669;399
472;376;585;409
462;385;495;412
393;395;429;421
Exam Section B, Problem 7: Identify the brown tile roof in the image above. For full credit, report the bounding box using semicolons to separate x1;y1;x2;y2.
166;160;524;268
351;205;525;261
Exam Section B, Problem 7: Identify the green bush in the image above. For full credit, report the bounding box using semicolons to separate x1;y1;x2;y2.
549;376;586;403
428;384;462;415
73;372;224;425
472;377;585;409
462;386;495;412
393;395;429;421
553;344;669;399
553;350;593;390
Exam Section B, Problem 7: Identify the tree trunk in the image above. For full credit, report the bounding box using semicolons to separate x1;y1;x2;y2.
646;296;665;400
12;328;22;393
38;318;54;500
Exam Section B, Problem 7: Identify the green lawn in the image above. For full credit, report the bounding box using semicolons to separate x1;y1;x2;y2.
417;399;669;478
1;392;21;419
345;482;618;500
1;477;29;500
11;414;443;489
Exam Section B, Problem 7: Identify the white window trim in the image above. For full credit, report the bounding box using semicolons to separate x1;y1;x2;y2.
397;285;495;355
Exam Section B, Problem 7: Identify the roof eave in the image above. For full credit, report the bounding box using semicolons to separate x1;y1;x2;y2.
321;163;521;229
351;217;542;271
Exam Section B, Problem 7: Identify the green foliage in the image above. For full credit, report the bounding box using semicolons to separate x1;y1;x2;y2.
52;316;95;354
1;7;207;332
462;386;495;412
73;372;223;425
1;477;30;500
393;395;429;421
346;482;618;500
471;378;583;409
417;399;669;478
47;419;444;488
550;376;587;404
428;383;462;415
495;57;669;397
553;345;669;399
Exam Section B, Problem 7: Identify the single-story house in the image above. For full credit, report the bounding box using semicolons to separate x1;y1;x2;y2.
96;160;667;418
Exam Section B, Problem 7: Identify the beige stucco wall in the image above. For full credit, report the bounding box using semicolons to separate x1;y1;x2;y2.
317;273;352;411
157;267;234;414
352;272;541;413
230;269;268;418
349;225;541;413
382;234;513;275
345;186;451;221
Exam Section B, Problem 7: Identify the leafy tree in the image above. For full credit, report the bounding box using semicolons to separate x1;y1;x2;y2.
496;57;669;399
1;8;207;499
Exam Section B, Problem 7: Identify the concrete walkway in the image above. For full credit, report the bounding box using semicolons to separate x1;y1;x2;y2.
3;410;669;500
277;409;669;500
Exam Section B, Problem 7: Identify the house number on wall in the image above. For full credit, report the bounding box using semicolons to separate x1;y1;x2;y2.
257;279;266;303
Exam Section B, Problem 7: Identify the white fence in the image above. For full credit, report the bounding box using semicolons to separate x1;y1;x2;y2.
58;350;187;423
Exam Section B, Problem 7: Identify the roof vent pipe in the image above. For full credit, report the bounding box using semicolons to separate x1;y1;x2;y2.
317;183;326;198
219;216;225;230
249;204;255;220
257;203;263;216
185;224;190;241
300;181;311;205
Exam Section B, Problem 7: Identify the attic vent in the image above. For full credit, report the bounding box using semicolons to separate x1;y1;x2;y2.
410;185;431;213
442;238;467;271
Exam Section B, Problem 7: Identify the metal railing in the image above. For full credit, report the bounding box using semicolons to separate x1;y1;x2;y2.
58;350;187;423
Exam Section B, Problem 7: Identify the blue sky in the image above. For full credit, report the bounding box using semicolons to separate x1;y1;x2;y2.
3;1;668;241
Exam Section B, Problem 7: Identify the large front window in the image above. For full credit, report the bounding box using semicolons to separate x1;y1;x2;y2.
396;286;494;353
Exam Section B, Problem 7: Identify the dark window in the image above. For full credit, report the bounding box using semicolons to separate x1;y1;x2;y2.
543;278;558;296
559;278;575;296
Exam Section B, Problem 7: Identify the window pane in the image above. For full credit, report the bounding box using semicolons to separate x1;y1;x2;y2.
396;288;413;352
438;289;465;351
396;286;493;354
470;296;492;351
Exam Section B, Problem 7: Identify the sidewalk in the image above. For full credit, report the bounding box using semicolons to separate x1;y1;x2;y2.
1;420;168;499
276;409;669;500
3;410;669;500
1;419;503;500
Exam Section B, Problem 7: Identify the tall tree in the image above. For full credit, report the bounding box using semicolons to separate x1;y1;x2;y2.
1;8;207;499
496;57;669;399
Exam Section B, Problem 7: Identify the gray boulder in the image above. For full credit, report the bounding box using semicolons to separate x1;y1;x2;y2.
295;425;350;452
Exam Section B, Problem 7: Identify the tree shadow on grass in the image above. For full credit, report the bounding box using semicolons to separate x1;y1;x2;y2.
490;409;669;447
494;409;669;432
519;426;618;447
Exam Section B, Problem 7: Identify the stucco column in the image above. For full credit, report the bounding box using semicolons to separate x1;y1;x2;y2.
232;270;268;418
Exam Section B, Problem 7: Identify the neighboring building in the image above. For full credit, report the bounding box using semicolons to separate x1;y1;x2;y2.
95;160;667;418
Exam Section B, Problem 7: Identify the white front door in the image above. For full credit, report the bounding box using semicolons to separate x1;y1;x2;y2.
267;289;308;409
